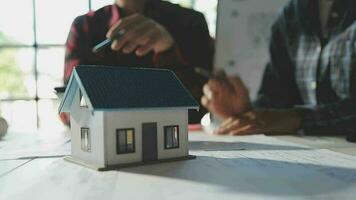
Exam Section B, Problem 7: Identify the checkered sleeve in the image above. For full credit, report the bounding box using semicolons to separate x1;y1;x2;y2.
64;16;88;84
255;21;302;109
300;98;356;134
301;24;356;135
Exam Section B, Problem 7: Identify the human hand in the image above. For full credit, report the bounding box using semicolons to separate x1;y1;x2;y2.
201;72;252;119
107;13;174;56
214;109;302;135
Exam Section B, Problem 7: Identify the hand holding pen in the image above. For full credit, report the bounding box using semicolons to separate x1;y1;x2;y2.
196;67;252;120
92;30;126;53
93;13;174;55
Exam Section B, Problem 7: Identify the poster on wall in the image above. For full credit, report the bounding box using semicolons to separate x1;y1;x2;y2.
214;0;286;99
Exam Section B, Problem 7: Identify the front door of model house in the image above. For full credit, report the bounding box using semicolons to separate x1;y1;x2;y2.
142;123;158;162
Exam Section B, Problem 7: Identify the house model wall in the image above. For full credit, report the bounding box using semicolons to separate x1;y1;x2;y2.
59;66;198;170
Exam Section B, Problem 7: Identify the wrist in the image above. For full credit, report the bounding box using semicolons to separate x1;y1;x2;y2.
289;108;303;131
155;42;175;55
153;43;185;68
155;38;175;54
250;108;303;134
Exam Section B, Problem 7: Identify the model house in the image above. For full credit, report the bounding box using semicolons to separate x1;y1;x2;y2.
59;65;198;170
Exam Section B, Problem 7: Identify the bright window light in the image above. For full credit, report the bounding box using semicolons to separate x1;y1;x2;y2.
0;0;217;131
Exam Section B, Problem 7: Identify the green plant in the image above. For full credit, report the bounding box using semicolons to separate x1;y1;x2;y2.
0;32;28;98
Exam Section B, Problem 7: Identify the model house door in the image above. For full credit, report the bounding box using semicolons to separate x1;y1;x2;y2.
142;123;158;162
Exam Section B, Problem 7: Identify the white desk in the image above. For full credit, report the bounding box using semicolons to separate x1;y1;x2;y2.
1;130;356;200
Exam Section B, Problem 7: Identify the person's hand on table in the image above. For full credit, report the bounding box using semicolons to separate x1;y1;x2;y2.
107;13;175;56
214;109;302;135
201;72;302;135
201;72;252;119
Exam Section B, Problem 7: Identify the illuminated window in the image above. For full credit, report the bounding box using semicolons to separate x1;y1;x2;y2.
81;127;91;152
0;0;88;131
164;125;179;149
116;128;135;154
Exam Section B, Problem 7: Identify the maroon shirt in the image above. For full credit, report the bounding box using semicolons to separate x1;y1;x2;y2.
64;1;214;122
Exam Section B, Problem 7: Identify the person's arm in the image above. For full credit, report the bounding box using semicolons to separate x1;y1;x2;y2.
211;86;356;136
255;23;302;109
300;97;356;135
61;17;88;125
257;22;356;135
153;12;214;100
201;13;299;122
153;12;214;123
206;14;304;135
106;12;213;98
64;16;88;84
300;23;356;135
153;12;214;72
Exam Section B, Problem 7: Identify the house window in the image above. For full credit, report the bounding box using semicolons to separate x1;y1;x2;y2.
164;126;179;149
81;128;91;152
116;129;135;154
79;90;88;107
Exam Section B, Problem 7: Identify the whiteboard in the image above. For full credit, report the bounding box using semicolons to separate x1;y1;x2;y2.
214;0;286;99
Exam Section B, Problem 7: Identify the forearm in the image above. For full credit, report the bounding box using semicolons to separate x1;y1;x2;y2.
153;41;211;100
64;56;81;85
153;44;189;69
298;99;356;135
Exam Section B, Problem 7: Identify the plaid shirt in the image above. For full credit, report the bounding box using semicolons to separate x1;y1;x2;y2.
256;0;356;134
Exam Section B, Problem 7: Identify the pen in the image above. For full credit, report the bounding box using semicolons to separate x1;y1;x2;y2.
194;67;213;79
194;68;229;80
194;67;230;88
92;30;126;53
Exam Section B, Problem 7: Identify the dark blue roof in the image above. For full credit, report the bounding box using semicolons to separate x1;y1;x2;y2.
74;65;198;109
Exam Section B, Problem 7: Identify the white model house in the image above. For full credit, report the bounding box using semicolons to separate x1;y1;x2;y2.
59;65;198;170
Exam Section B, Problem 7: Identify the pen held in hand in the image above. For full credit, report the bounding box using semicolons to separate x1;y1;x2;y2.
194;67;226;80
195;67;232;89
194;67;213;79
92;30;126;53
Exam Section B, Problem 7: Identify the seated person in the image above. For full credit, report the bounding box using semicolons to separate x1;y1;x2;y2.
62;0;214;124
202;0;356;137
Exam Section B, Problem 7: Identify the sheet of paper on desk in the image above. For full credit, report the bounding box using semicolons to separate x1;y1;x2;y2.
189;133;356;187
0;130;70;160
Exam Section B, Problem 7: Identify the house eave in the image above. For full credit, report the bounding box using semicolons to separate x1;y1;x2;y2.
58;69;95;114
